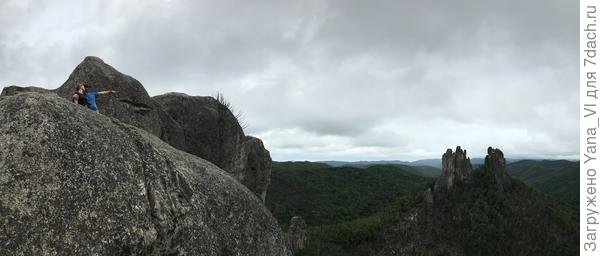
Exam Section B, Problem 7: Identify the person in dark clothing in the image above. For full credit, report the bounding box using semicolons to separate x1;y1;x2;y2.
71;83;117;112
72;83;87;106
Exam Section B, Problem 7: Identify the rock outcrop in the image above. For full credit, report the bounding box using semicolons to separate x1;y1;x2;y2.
0;92;290;255
378;146;576;255
287;216;307;254
485;146;511;191
433;146;472;192
5;56;273;201
152;93;245;175
54;56;186;152
1;85;52;96
423;187;434;205
239;137;272;201
154;93;272;201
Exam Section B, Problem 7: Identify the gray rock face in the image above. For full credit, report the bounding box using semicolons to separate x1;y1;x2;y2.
5;56;273;201
423;188;434;205
154;93;272;201
287;216;307;254
54;56;185;149
433;146;472;192
0;93;290;255
1;85;52;96
152;93;245;173
239;137;272;201
485;147;511;190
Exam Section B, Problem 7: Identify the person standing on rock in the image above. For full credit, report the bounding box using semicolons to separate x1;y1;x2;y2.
72;83;88;107
71;83;117;113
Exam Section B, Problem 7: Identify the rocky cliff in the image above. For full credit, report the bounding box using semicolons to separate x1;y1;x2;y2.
0;92;290;255
4;56;272;201
433;146;472;192
154;93;272;201
485;146;511;191
54;56;186;153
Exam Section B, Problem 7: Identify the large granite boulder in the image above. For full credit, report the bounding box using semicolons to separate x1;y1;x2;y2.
433;146;473;192
152;93;245;173
4;56;273;202
1;85;52;96
0;92;290;255
54;56;185;148
154;93;272;201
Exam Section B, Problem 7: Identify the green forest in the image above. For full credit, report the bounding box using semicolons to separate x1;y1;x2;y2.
266;160;579;256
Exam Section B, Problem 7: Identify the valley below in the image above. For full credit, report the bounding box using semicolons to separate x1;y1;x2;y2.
267;155;579;256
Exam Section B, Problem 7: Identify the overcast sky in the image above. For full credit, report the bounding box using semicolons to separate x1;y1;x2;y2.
0;0;578;161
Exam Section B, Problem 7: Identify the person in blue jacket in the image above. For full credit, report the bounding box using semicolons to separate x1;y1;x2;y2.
71;83;117;112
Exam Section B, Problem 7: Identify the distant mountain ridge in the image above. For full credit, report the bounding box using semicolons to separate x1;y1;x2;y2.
319;160;412;167
320;157;548;168
279;161;441;178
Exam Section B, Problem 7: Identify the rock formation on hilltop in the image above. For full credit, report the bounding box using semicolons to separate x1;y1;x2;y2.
154;93;272;201
375;146;578;256
433;146;473;192
4;56;272;201
0;92;290;255
433;146;512;194
54;56;186;148
485;146;511;191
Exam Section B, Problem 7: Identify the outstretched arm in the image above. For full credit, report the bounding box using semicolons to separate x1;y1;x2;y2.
98;90;117;95
72;94;79;103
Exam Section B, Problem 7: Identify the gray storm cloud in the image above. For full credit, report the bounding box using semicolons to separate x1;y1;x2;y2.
0;0;577;161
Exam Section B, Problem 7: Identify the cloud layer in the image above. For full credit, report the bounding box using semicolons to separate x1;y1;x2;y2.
0;0;578;160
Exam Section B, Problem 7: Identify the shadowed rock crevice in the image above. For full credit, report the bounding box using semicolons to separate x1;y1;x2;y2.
118;99;153;114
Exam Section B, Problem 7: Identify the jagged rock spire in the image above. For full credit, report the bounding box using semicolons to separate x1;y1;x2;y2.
434;146;473;192
485;146;511;190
